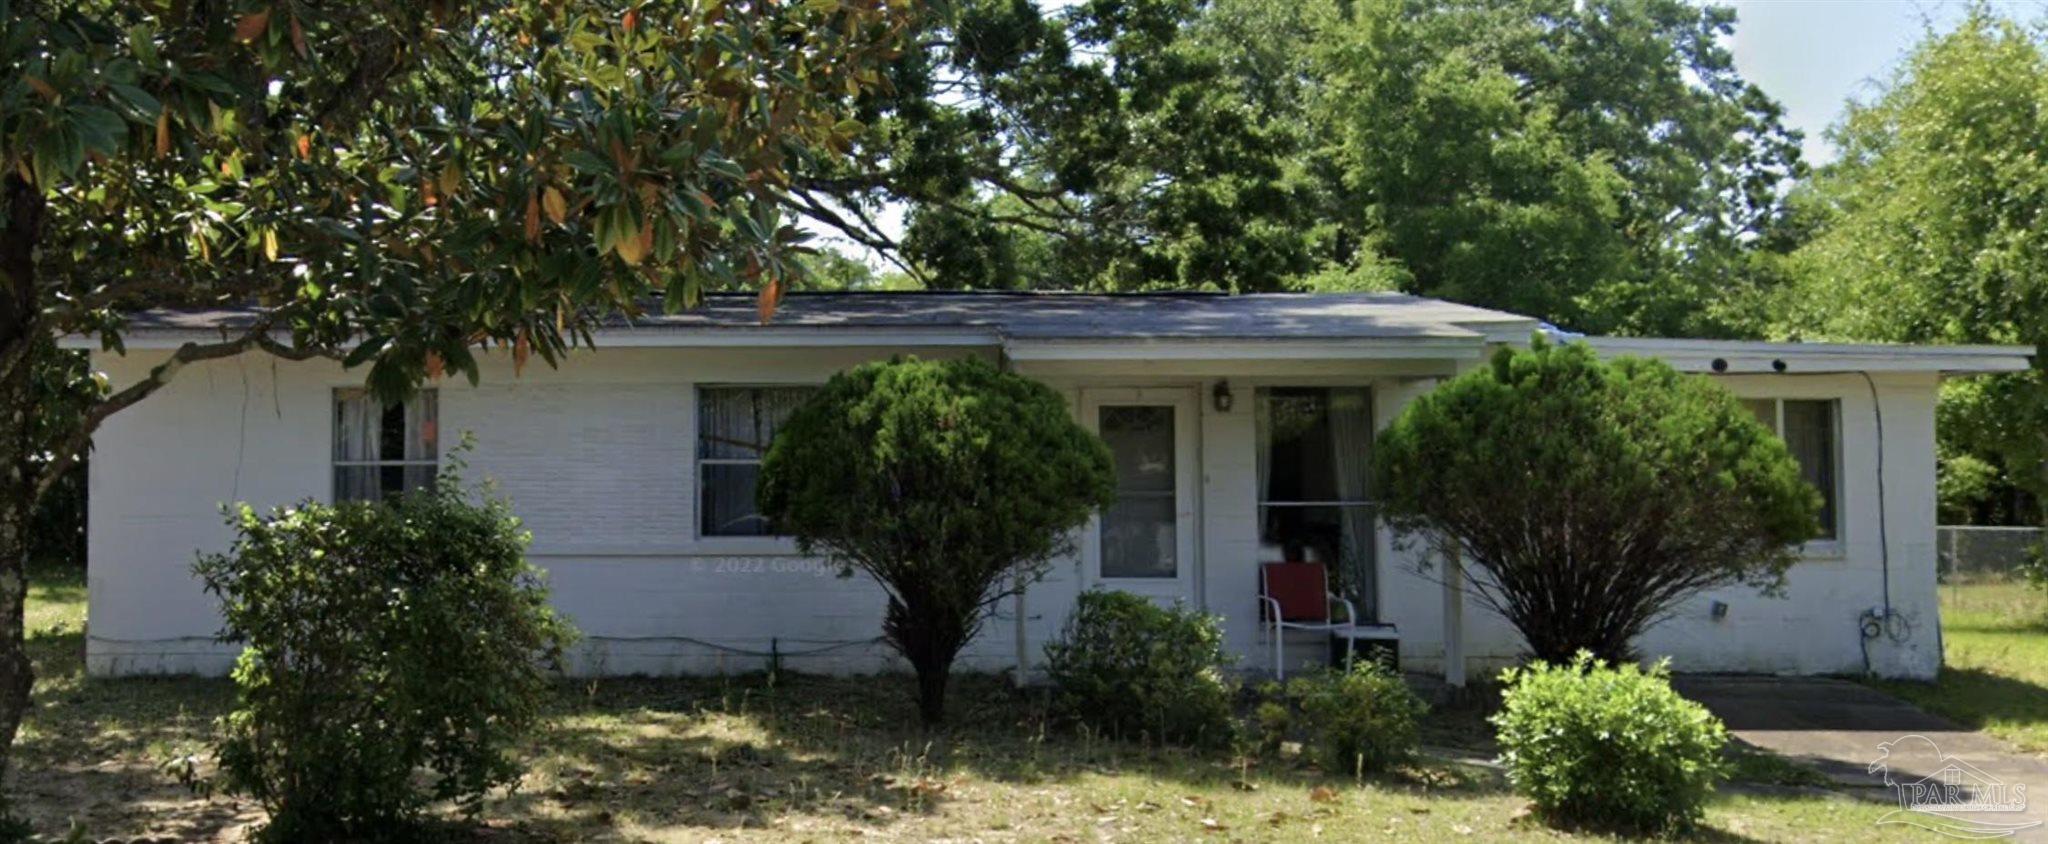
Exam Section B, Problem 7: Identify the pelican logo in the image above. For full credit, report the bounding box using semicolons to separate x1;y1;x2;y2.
1869;735;2040;838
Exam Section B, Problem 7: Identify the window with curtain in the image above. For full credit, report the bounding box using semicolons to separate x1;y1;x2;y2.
697;386;816;537
1256;386;1376;618
333;389;438;502
1742;398;1840;541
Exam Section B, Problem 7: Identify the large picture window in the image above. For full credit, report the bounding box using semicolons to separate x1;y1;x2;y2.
1742;398;1840;542
697;386;816;537
1256;386;1376;617
333;389;438;502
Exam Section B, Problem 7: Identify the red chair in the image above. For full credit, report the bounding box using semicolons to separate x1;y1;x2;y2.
1259;562;1358;680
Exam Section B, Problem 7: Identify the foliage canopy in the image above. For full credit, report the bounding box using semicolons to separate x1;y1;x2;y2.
802;0;1801;336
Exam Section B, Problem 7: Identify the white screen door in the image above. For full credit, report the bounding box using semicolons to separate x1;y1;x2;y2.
1081;388;1198;606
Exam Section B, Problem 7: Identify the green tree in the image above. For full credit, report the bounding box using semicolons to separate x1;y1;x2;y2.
1372;339;1819;662
0;0;917;800
1772;9;2048;526
793;0;1800;335
757;356;1114;724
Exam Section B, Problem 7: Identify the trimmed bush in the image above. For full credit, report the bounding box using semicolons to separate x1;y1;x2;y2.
194;472;575;841
1043;590;1236;746
1373;337;1818;663
758;356;1114;724
1492;653;1729;834
1285;661;1426;776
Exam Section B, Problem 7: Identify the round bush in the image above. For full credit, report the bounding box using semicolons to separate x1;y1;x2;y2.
1286;661;1426;776
1043;590;1236;747
195;472;576;841
759;355;1114;725
1372;337;1818;663
1492;653;1729;834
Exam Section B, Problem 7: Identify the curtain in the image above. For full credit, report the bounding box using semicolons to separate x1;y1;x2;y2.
333;391;378;501
333;390;437;502
1783;400;1837;540
1327;387;1375;618
699;387;816;535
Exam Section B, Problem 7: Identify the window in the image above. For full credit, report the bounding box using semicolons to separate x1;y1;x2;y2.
1742;398;1840;542
1256;387;1376;616
333;389;438;502
1099;405;1179;578
697;386;815;537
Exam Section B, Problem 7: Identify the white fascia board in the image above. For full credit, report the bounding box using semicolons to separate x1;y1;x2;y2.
1585;337;2034;375
1001;335;1488;362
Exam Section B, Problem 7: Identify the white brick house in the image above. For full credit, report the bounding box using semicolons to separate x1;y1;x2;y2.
74;292;2032;681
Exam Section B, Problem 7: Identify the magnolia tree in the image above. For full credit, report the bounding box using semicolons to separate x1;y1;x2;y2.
758;356;1114;724
1372;338;1820;663
0;0;923;799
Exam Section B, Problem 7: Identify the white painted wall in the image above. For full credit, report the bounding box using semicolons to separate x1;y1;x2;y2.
85;345;1946;680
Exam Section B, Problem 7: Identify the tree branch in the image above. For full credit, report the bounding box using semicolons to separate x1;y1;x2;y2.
33;314;341;501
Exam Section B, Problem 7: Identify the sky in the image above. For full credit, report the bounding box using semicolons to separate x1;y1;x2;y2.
1722;0;1990;164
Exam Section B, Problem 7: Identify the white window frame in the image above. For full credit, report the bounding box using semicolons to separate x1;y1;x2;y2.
1745;396;1845;555
692;383;818;543
331;388;439;503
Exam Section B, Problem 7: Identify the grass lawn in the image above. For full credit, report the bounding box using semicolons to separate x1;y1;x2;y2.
17;562;1911;842
1872;578;2048;754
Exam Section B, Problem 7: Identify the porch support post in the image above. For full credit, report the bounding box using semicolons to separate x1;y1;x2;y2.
1442;539;1465;688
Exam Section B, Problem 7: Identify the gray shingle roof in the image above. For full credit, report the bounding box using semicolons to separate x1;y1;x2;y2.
121;291;1540;342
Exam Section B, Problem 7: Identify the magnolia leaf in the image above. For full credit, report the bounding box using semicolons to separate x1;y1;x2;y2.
24;76;55;100
757;277;782;324
234;9;272;43
438;160;463;198
614;222;650;264
542;186;568;225
512;331;531;376
289;15;309;58
154;109;171;159
523;192;542;243
262;228;280;261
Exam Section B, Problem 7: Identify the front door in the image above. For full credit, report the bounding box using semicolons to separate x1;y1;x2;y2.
1081;388;1198;607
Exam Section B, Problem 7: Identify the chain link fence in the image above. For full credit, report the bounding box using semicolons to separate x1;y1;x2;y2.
1938;525;2043;582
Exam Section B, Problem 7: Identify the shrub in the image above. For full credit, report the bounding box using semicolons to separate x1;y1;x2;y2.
1373;336;1819;662
194;471;575;841
1043;590;1236;746
1492;653;1729;834
759;356;1115;724
1285;661;1426;776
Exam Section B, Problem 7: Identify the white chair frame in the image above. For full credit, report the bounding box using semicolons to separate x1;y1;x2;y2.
1258;564;1359;681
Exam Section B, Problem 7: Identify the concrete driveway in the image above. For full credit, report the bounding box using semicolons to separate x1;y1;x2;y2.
1676;675;2048;839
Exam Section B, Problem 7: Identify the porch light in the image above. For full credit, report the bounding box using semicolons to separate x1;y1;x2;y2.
1212;380;1234;412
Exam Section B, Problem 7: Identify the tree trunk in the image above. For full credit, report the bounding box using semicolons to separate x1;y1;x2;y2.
882;595;969;726
0;371;31;808
0;172;45;808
